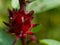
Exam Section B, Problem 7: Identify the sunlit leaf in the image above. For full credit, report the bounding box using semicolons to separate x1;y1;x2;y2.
27;0;60;13
40;39;60;45
11;0;19;9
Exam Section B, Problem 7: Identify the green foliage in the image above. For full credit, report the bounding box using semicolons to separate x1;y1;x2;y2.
40;39;60;45
31;24;42;33
0;28;14;45
27;0;60;13
11;0;19;9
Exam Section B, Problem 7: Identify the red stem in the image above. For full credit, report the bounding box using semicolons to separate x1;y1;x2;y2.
19;0;26;11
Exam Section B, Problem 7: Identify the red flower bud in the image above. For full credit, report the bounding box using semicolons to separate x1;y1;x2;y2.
4;0;38;45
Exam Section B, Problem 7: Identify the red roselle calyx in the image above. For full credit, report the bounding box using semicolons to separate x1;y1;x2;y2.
4;0;37;45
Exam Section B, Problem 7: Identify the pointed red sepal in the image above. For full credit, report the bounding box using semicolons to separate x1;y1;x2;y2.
31;24;38;28
27;10;34;18
3;22;10;27
27;31;33;35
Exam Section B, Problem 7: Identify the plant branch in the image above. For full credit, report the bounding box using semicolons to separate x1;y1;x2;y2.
19;0;26;11
21;38;27;45
12;38;17;45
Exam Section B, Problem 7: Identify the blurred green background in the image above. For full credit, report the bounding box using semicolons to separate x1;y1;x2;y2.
0;0;60;45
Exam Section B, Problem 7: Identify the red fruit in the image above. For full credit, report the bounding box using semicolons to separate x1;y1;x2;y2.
4;0;38;45
4;0;37;39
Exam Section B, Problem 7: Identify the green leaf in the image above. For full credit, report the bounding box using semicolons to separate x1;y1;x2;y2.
11;0;19;9
27;0;60;13
40;39;60;45
0;27;22;45
31;24;42;33
0;17;5;29
0;29;14;45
